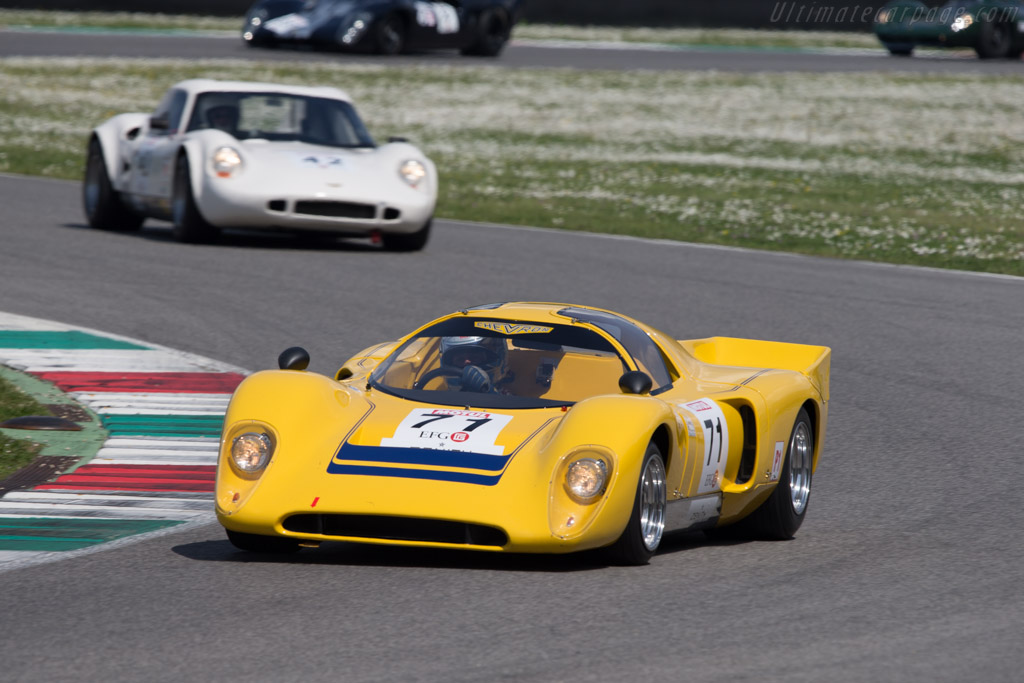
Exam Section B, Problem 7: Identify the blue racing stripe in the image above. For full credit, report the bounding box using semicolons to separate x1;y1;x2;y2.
327;464;503;486
332;443;510;471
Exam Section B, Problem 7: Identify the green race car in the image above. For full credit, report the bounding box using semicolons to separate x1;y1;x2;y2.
875;0;1024;58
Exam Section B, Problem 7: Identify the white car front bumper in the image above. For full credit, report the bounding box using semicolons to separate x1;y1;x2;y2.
195;164;435;235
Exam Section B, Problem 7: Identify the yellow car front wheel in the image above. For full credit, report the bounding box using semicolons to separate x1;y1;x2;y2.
226;529;302;554
605;441;666;566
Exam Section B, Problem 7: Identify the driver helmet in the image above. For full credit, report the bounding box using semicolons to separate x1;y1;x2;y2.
440;336;508;390
206;104;239;132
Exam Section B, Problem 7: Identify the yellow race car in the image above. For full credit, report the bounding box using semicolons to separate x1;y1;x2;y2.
216;303;830;564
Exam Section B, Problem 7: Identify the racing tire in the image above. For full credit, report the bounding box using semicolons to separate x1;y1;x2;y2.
172;155;219;244
461;9;511;57
381;219;431;252
83;138;144;232
604;441;666;566
882;42;914;56
226;529;302;554
375;14;406;55
735;407;814;540
976;21;1012;59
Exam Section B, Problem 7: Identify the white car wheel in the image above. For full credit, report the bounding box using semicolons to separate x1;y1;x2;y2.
171;155;219;244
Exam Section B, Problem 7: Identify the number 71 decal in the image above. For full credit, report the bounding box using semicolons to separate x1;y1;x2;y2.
381;408;513;455
679;399;730;494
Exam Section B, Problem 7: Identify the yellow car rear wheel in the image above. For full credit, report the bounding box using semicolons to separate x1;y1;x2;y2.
743;408;814;540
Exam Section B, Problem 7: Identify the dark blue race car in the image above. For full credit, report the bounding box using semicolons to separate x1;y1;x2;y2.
243;0;524;56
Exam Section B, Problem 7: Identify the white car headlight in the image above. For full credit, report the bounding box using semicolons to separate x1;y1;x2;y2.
951;13;974;32
399;159;427;188
231;432;273;473
565;458;608;501
212;146;242;178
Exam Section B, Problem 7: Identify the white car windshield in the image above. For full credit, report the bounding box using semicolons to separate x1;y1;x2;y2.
185;92;375;148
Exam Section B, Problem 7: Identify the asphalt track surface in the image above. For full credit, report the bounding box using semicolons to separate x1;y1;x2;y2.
1;171;1022;682
4;27;1024;73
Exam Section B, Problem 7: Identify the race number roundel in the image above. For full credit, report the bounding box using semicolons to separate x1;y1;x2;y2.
679;398;730;494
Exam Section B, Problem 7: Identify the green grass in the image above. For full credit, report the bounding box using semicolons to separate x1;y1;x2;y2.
0;57;1021;275
0;9;236;32
0;377;47;481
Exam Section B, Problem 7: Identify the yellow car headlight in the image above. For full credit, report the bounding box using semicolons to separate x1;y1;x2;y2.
399;159;427;188
212;146;242;178
231;432;273;473
565;458;608;501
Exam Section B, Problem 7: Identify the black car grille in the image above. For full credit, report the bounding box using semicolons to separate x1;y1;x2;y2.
283;513;508;547
293;201;376;219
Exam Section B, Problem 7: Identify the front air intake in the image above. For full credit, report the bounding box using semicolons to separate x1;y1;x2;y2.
283;513;508;547
293;201;376;219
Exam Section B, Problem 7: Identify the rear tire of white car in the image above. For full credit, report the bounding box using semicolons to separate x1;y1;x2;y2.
381;219;431;252
172;155;219;244
83;138;143;232
226;529;301;553
604;441;666;566
461;9;511;57
736;408;814;540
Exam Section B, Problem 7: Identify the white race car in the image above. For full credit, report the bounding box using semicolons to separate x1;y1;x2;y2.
83;79;437;250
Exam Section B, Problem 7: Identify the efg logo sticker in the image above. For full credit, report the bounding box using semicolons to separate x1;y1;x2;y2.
474;321;553;335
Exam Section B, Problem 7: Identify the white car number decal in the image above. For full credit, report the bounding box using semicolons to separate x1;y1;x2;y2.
264;13;310;37
679;398;730;494
381;408;512;455
414;2;461;34
300;155;344;169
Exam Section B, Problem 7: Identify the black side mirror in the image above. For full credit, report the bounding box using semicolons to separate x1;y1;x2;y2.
278;346;310;371
387;136;409;143
619;371;652;395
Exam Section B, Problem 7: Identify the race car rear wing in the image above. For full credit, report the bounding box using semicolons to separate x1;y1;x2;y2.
678;337;831;402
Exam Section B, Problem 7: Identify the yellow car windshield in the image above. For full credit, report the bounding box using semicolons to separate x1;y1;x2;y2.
369;319;629;409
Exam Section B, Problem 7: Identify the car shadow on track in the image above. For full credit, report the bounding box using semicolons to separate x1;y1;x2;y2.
61;222;382;252
172;530;751;573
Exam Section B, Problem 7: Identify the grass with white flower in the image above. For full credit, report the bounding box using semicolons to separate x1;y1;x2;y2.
0;57;1021;274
